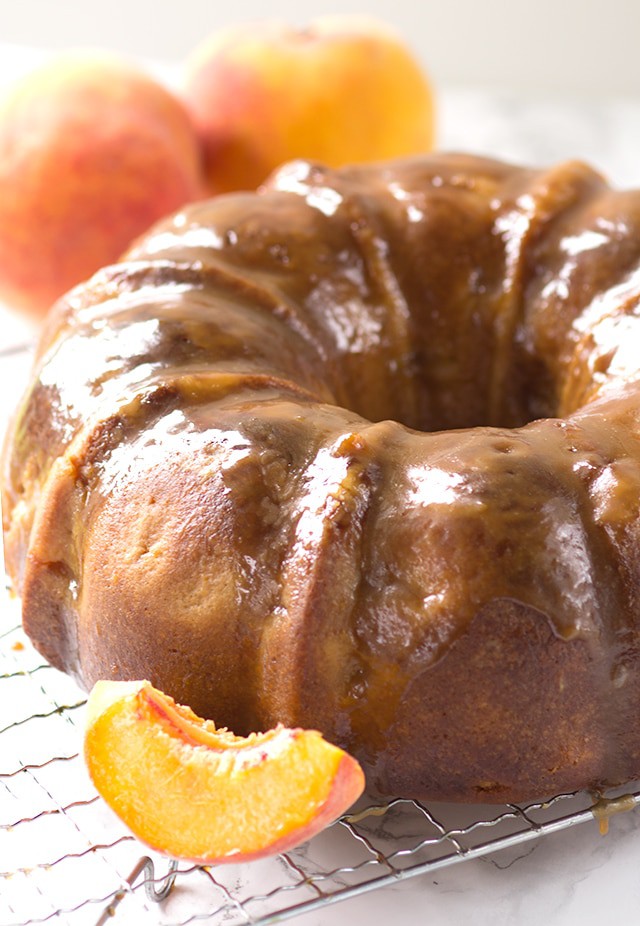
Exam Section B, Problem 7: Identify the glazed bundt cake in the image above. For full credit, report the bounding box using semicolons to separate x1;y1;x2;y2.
5;152;640;803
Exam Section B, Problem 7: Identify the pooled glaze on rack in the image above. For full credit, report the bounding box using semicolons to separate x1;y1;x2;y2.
5;152;640;802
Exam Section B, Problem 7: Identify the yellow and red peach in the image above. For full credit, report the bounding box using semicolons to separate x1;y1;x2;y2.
0;53;204;317
183;15;435;195
84;679;365;863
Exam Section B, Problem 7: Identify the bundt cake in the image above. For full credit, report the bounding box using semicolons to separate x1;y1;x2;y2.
4;152;640;803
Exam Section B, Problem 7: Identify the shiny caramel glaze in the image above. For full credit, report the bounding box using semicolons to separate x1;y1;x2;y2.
5;152;640;802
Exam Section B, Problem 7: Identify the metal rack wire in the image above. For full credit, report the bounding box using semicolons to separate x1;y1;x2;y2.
1;340;640;926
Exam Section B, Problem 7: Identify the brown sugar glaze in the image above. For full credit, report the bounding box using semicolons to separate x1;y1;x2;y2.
5;152;640;801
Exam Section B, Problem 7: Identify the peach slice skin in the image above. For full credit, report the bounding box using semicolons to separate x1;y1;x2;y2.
84;680;365;864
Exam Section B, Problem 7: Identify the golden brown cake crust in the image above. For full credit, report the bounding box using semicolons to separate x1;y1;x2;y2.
5;152;640;801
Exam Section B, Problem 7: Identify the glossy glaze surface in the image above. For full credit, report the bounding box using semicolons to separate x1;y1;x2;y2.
5;153;640;801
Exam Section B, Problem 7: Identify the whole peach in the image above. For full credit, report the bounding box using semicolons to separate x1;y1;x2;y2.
0;53;204;317
184;15;435;195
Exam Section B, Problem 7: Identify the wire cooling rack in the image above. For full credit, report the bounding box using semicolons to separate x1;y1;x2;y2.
1;338;640;926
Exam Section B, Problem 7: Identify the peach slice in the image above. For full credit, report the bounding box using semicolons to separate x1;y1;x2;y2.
84;679;365;863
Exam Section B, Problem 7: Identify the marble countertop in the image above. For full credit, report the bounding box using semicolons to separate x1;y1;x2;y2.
1;45;640;926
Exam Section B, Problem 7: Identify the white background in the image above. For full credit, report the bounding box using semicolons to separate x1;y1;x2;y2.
1;0;639;99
